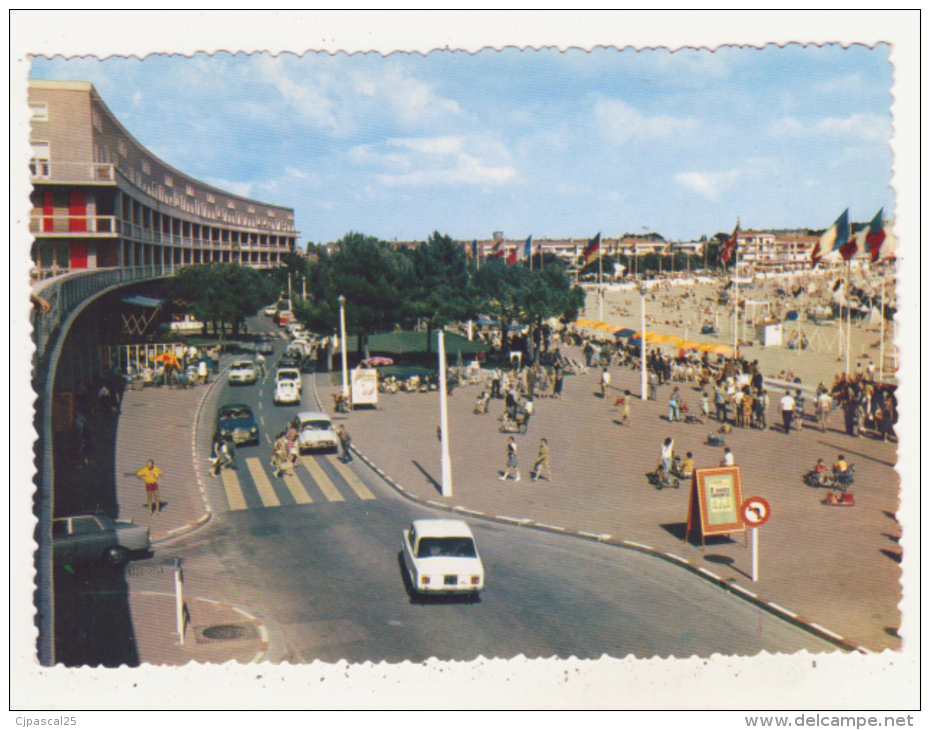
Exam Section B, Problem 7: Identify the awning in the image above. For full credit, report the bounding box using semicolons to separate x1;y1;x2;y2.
122;295;164;308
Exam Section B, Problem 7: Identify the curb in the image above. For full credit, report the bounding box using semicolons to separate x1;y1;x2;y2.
151;359;233;545
317;365;869;655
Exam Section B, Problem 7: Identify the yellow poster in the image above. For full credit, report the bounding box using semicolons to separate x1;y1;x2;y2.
704;474;737;525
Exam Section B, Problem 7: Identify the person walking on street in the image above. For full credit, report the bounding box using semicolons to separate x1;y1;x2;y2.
499;436;520;481
490;367;502;400
255;352;266;378
794;388;806;431
816;387;832;433
136;459;163;515
531;438;551;481
618;389;632;427
714;383;728;423
198;358;208;385
668;387;681;422
336;424;353;463
553;365;564;400
780;390;796;434
600;367;611;400
660;437;675;473
700;390;710;421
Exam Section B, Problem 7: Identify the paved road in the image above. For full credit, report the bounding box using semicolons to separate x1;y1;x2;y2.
131;315;834;662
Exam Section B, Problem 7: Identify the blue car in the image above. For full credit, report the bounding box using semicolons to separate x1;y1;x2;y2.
214;403;259;446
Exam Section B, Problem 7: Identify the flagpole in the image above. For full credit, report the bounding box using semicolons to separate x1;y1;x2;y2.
879;276;885;381
733;250;739;354
845;260;851;375
598;241;603;322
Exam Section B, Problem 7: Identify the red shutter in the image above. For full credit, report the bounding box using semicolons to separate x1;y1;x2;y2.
69;190;87;232
69;241;88;269
43;190;54;232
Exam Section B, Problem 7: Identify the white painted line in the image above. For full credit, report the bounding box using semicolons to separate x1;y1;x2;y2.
809;623;845;641
425;500;446;508
664;552;690;563
729;584;758;598
597;534;613;542
767;602;798;618
260;416;265;426
535;523;565;531
453;507;485;516
258;401;263;410
623;540;653;550
698;568;722;580
495;516;525;524
578;531;601;539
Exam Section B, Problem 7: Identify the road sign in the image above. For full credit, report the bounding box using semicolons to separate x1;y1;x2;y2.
740;497;771;527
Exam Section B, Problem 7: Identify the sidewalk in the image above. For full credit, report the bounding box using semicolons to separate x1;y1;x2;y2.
316;347;901;653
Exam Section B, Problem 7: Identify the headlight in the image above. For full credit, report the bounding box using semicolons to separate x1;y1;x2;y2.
251;426;258;433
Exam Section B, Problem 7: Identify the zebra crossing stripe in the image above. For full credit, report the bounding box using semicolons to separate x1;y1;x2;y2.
281;468;313;504
221;469;248;511
302;455;344;502
246;457;281;508
327;456;375;500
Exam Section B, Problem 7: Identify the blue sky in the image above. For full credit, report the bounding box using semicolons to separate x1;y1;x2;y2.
31;44;894;245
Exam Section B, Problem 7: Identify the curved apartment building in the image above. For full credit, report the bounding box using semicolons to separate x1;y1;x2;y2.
28;79;298;279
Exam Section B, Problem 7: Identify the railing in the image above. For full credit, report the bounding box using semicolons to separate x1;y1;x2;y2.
30;161;116;183
29;214;118;235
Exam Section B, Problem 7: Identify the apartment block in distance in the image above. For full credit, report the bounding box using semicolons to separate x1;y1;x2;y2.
28;79;298;279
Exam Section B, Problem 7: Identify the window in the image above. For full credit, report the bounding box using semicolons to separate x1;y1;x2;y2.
165;175;173;187
206;194;215;204
186;185;195;197
70;516;104;535
267;210;276;218
30;140;50;178
247;206;255;214
141;160;151;174
227;200;236;209
29;102;48;122
119;140;128;157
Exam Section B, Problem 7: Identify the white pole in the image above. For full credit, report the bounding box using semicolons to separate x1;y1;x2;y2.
751;527;759;583
338;295;349;398
845;261;851;375
879;277;886;381
598;243;604;322
467;320;474;342
733;254;739;354
438;331;453;497
640;285;647;401
174;558;185;645
288;274;293;312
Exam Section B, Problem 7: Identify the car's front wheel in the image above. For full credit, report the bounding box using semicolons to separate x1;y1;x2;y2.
102;545;127;566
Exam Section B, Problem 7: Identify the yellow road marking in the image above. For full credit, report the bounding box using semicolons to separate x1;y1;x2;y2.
282;469;313;505
327;456;375;500
302;455;344;502
220;469;248;511
246;457;281;508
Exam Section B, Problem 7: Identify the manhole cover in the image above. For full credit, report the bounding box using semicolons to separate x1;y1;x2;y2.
194;622;258;644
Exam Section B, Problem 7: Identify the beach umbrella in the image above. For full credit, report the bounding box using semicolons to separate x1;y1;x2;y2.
592;321;614;331
153;352;180;367
573;319;595;327
677;340;701;351
361;356;394;366
614;327;637;339
700;343;734;356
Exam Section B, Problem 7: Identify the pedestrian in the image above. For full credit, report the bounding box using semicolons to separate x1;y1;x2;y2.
618;389;632;427
648;371;659;401
286;424;301;468
499;436;520;482
212;439;234;475
136;459;163;515
714;383;728;423
600;367;611;399
271;434;289;477
668;387;681;422
660;436;675;473
719;446;735;467
779;390;796;434
336;424;353;463
198;358;208;385
490;367;502;400
97;382;111;414
255;352;266;377
700;390;710;421
794;388;806;431
526;365;537;400
816;387;832;433
531;438;551;481
553;366;564;400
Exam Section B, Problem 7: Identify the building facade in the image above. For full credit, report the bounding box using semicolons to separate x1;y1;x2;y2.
28;79;298;280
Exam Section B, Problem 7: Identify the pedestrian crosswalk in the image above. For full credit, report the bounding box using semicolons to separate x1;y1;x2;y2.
218;454;376;511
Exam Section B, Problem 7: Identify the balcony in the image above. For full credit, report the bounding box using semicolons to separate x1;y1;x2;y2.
30;161;116;184
30;214;118;236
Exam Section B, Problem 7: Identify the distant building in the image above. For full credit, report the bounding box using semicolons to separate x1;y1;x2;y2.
28;79;299;279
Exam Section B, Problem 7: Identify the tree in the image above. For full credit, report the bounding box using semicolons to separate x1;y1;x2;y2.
170;263;277;338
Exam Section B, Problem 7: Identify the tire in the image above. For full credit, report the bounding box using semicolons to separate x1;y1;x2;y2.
102;545;127;566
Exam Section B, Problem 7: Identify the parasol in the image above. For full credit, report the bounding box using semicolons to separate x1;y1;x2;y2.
361;356;394;367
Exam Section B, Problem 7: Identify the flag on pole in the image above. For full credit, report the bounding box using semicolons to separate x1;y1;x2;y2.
861;208;887;264
812;208;849;265
582;232;601;266
490;238;505;260
720;220;739;265
523;235;533;261
471;239;478;260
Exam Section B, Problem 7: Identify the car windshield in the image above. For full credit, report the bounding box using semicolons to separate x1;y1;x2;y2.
219;409;250;421
278;371;298;381
416;536;477;559
231;363;252;370
300;420;332;431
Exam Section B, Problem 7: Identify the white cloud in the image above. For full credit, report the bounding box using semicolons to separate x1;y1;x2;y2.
389;136;464;155
673;170;740;201
768;113;891;143
204;178;253;198
594;98;698;145
285;166;307;179
132;90;142;105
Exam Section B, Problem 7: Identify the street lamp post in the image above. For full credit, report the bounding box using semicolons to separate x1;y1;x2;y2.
639;282;648;401
438;330;453;497
337;294;349;398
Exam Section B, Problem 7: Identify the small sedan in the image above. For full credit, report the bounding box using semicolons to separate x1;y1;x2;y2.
215;404;259;445
290;411;337;453
228;360;259;385
264;305;278;316
53;512;151;566
255;336;275;355
274;378;300;405
275;367;302;393
402;519;484;598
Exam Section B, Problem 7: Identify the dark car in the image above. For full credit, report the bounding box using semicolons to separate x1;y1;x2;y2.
53;512;151;566
215;403;259;445
278;353;302;370
255;335;275;355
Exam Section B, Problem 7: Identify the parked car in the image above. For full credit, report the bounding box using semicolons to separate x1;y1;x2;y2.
214;404;259;445
228;359;260;385
290;411;337;453
401;519;484;598
275;310;293;327
275;367;302;393
274;378;301;405
278;353;302;371
53;511;151;566
264;304;278;316
255;335;275;355
286;322;307;338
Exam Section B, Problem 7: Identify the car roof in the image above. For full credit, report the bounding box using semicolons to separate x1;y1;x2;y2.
219;403;253;413
295;411;331;421
231;359;254;366
411;519;475;539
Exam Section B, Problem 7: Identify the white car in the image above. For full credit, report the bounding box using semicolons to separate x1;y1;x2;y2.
290;411;337;453
274;378;300;405
287;322;307;338
275;367;302;393
401;519;485;598
264;305;278;316
228;359;259;385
